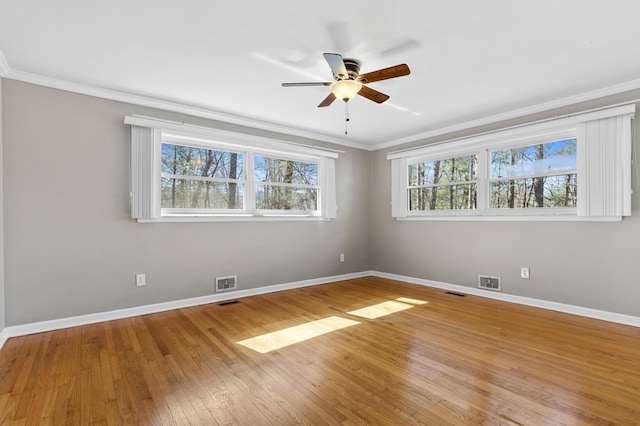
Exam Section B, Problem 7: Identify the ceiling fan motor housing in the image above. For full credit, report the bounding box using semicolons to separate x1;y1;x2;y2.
281;52;410;108
342;59;361;80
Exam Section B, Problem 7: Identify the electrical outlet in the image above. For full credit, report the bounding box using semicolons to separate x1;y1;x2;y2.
520;267;530;279
136;273;146;287
340;253;345;263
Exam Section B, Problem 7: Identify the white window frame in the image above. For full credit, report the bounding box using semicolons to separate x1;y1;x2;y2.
388;104;635;221
160;134;248;216
252;152;322;216
126;115;339;222
406;149;480;217
482;130;578;216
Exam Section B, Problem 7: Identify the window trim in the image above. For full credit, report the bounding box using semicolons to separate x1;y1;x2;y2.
484;136;577;215
160;138;248;216
388;104;635;221
402;130;578;218
126;115;339;222
407;152;479;215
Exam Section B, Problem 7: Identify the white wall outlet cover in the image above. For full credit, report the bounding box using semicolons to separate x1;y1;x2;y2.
136;273;146;286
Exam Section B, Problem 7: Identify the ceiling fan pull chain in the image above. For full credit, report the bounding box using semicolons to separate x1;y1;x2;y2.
345;102;350;135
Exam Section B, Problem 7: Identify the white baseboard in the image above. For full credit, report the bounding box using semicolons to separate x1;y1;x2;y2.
371;271;640;328
1;269;638;352
0;271;371;349
0;328;7;351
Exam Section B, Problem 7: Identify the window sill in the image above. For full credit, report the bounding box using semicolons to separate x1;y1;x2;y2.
397;215;622;222
137;215;332;223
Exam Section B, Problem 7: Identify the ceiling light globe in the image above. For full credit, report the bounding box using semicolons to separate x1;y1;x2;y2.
330;80;363;102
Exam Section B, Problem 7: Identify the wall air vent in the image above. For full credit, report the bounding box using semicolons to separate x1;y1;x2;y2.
215;275;238;292
478;275;501;292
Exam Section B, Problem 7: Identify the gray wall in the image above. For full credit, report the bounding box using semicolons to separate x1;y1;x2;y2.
2;80;372;326
0;78;5;331
3;77;640;327
370;91;640;317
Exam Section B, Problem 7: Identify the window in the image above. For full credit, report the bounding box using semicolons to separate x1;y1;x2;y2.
389;104;634;221
408;154;478;211
161;143;244;212
254;156;319;212
127;116;338;222
489;138;577;210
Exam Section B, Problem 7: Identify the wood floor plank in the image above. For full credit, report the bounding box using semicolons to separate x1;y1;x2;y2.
0;276;639;425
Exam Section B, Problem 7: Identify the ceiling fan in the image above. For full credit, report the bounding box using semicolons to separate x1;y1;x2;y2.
282;53;410;108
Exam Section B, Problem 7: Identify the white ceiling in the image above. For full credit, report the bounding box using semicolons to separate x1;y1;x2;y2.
2;1;640;150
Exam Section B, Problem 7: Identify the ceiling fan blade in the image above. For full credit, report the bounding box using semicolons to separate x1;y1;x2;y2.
358;85;390;104
282;82;332;87
358;64;410;84
318;92;336;108
318;92;337;107
323;53;349;80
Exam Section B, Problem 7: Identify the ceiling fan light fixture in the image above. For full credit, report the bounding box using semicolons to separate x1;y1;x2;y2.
330;79;362;102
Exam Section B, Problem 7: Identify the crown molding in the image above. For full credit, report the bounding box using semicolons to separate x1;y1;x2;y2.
372;78;640;151
1;67;373;151
3;50;640;153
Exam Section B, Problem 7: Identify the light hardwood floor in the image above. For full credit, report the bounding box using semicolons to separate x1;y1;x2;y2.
0;276;639;425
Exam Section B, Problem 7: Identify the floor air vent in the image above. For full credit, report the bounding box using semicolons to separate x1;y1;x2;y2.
478;275;501;291
446;291;466;297
218;300;240;306
215;275;238;292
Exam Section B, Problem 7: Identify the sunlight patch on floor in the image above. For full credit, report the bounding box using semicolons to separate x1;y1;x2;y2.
395;297;428;305
347;300;414;319
236;316;360;354
237;296;429;353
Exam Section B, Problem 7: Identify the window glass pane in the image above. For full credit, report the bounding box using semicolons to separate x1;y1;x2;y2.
254;156;318;185
490;138;576;179
409;155;477;186
409;184;477;210
161;178;244;209
161;143;243;179
256;185;318;210
490;174;577;208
